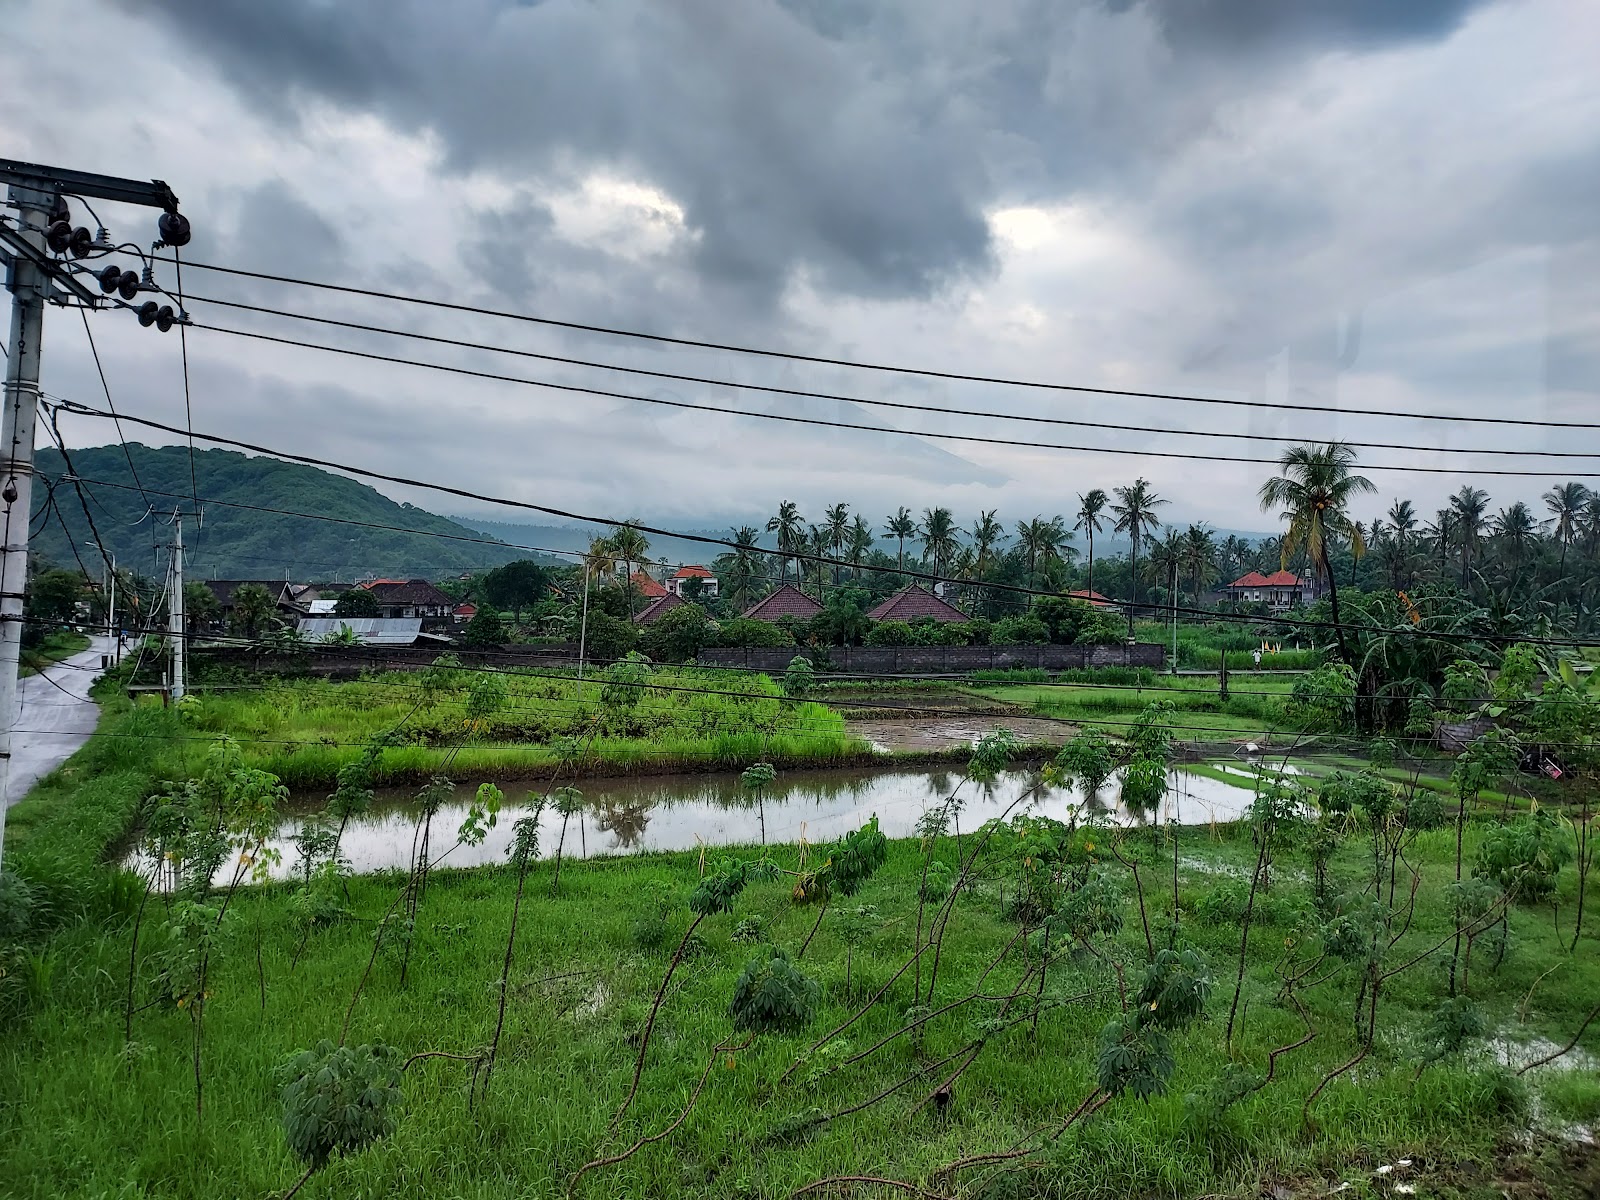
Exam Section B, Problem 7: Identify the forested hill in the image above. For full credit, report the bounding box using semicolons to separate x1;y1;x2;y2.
30;444;531;582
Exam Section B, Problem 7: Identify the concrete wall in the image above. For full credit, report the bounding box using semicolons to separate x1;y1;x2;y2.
200;640;1164;678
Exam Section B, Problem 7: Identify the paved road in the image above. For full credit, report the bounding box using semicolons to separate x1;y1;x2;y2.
5;635;112;807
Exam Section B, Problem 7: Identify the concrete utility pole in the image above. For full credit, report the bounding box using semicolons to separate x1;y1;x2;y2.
0;159;187;865
168;513;185;701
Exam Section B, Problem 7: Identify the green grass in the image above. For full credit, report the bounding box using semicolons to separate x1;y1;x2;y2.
1135;620;1324;672
2;810;1597;1200
18;629;91;677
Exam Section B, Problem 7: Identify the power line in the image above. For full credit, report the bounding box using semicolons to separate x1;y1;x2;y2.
46;396;1600;649
160;257;1600;433
183;321;1600;481
185;293;1600;463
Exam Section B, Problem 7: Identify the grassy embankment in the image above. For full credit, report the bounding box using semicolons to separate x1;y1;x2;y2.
18;629;91;677
977;673;1302;737
3;759;1598;1199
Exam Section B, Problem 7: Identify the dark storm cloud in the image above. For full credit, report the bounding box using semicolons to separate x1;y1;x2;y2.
1122;0;1490;52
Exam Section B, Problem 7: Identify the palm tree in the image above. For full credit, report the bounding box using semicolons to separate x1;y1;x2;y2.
725;525;764;608
1111;478;1167;608
968;510;1004;578
585;534;618;582
1218;533;1249;584
1425;509;1455;579
1543;482;1589;572
1492;502;1539;571
1075;489;1109;597
919;507;959;580
609;522;651;615
1386;499;1418;588
767;501;805;584
1450;486;1489;589
885;507;917;573
806;525;830;598
1181;524;1216;605
824;503;850;586
1258;442;1375;664
847;515;875;581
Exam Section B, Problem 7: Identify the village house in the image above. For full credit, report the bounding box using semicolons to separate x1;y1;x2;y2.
740;584;823;623
1067;588;1117;610
663;565;718;598
630;570;670;600
866;584;968;623
1220;570;1319;613
358;578;455;620
633;592;685;625
198;579;309;629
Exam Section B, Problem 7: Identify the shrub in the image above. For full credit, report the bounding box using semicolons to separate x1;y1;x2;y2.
277;1040;403;1169
716;618;795;649
460;608;508;648
1474;810;1573;902
992;614;1050;645
784;656;816;699
0;871;34;943
639;603;713;663
730;947;819;1032
864;620;915;647
581;611;637;663
1074;609;1128;645
1033;595;1095;643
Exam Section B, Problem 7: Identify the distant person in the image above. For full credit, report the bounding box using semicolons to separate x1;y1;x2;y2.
1252;648;1262;666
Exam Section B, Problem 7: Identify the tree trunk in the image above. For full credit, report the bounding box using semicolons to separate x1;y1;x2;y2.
1322;545;1351;666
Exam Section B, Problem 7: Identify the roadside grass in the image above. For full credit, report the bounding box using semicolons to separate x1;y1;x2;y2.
2;814;1596;1200
18;629;92;677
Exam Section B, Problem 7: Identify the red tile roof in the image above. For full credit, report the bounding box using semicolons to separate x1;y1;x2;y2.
672;565;714;579
454;603;477;616
1067;588;1116;609
630;570;670;598
866;585;968;623
1227;571;1304;589
742;584;824;622
633;592;683;625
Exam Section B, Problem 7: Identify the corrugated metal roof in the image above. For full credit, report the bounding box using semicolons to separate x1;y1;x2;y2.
298;618;425;645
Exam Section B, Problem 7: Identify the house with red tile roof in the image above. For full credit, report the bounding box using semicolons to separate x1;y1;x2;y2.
1067;588;1117;610
630;570;670;599
866;584;968;623
633;592;684;625
1221;570;1318;613
664;564;719;598
741;584;823;622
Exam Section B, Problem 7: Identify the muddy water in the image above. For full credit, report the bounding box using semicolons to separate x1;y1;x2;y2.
239;764;1264;879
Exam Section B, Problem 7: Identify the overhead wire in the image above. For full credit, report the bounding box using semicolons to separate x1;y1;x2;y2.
158;257;1600;433
179;321;1600;480
182;292;1600;463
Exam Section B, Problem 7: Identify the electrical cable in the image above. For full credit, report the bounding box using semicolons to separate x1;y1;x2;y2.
46;397;1600;649
158;257;1600;433
183;293;1600;463
180;322;1600;480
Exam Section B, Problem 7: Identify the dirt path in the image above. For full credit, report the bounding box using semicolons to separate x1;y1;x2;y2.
848;714;1073;753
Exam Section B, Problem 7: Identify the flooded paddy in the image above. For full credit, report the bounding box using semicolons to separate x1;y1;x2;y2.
222;762;1274;879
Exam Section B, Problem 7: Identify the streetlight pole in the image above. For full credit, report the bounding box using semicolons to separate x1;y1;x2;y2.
86;540;115;664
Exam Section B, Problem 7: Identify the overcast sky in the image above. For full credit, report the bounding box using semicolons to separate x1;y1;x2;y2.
5;0;1598;543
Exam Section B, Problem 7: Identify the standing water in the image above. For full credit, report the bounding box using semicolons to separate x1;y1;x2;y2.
219;764;1267;880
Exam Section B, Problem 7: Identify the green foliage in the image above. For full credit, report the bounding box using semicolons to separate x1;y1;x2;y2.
0;871;35;943
689;859;762;917
819;817;889;899
277;1040;403;1168
601;653;652;711
1031;595;1096;644
716;618;794;649
918;860;953;904
730;916;768;945
1049;872;1124;941
479;560;549;621
1075;608;1128;645
810;601;871;647
581;611;637;662
23;567;84;631
992;613;1050;644
729;946;820;1033
373;912;414;966
1452;729;1521;801
1052;731;1116;797
741;762;777;794
1418;996;1487;1070
1473;810;1573;902
333;588;380;618
153;900;227;1008
784;656;816;699
1121;755;1168;813
639;603;713;662
1136;948;1212;1029
968;727;1020;782
1286;661;1356;732
861;620;912;647
1127;700;1175;760
228;584;281;639
1096;1017;1175;1099
461;608;508;647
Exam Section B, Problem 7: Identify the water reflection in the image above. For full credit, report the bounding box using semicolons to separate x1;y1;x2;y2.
211;764;1265;879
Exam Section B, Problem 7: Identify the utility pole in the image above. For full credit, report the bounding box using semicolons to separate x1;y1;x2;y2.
169;513;185;702
0;160;188;864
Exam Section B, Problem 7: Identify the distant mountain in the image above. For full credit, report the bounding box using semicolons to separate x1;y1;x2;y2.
30;444;547;582
458;518;738;569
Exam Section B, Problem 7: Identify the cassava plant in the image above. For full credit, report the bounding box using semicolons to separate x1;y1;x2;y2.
277;1040;403;1197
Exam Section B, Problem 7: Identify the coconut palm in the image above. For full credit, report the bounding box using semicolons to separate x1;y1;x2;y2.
724;525;765;609
968;510;1005;578
767;501;806;584
1450;486;1489;589
1543;482;1589;572
885;507;917;572
585;534;618;582
806;525;831;598
847;515;875;580
1111;478;1167;608
919;506;959;579
1181;524;1216;605
1491;502;1539;571
824;503;851;586
1386;499;1418;588
1075;489;1109;598
1258;442;1375;664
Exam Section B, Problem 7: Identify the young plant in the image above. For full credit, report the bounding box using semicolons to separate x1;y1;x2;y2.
277;1040;402;1196
742;761;777;846
486;797;549;1085
550;786;585;896
731;946;820;1032
796;817;888;959
834;905;882;995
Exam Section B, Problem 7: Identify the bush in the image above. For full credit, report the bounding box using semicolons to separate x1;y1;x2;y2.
730;947;819;1032
0;871;34;943
1033;595;1095;643
639;603;713;663
1474;810;1573;902
277;1040;403;1168
992;614;1050;645
461;609;508;648
864;620;914;647
1074;609;1127;645
717;618;794;648
581;611;637;663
